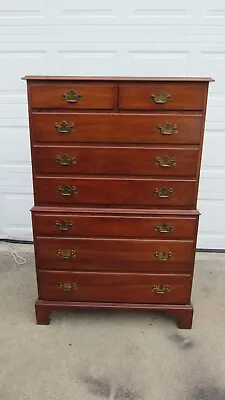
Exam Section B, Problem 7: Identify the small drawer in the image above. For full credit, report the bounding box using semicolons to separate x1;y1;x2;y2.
37;270;192;304
32;212;198;239
34;176;197;208
119;83;205;111
33;145;199;177
30;83;115;109
35;237;194;273
32;113;202;145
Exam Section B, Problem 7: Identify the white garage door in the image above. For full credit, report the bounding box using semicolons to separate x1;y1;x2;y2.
0;0;225;249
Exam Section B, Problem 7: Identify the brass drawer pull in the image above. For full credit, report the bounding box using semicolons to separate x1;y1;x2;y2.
154;251;172;261
57;185;77;196
56;154;76;166
58;282;77;291
54;121;74;134
157;122;177;135
155;155;176;168
154;223;174;233
55;220;73;231
151;92;171;104
155;187;174;198
152;285;170;294
57;249;76;259
62;89;83;103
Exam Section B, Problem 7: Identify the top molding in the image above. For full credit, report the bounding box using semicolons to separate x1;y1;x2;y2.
22;76;214;82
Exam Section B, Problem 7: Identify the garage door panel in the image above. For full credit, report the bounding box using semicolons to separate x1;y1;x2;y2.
206;106;225;123
58;51;118;76
0;190;33;240
0;104;28;120
0;0;46;26
128;50;190;77
57;0;118;24
203;0;225;24
198;173;225;202
0;48;47;90
201;133;225;169
197;201;225;249
0;127;30;165
193;50;225;95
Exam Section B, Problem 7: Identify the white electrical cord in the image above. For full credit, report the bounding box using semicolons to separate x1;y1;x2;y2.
8;242;27;265
11;250;27;265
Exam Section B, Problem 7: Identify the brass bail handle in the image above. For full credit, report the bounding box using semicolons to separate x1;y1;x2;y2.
151;92;171;104
58;282;77;291
57;249;76;259
56;154;76;166
157;122;178;135
57;185;77;196
152;285;170;294
155;155;176;168
55;220;73;231
155;187;174;198
62;89;83;103
154;251;172;261
154;223;174;233
54;121;74;134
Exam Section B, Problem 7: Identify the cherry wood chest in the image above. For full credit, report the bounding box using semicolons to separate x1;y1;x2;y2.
23;76;213;328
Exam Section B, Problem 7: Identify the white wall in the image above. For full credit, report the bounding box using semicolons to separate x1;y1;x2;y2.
0;0;225;248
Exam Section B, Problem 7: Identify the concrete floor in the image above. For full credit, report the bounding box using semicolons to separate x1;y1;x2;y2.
0;242;225;400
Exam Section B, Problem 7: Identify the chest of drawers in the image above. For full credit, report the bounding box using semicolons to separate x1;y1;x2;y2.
23;76;213;328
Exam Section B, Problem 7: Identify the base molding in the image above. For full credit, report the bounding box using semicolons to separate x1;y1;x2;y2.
35;300;194;329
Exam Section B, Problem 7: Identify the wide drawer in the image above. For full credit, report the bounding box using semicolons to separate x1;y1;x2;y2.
119;83;206;110
32;212;197;239
33;145;199;177
35;237;194;273
32;113;203;144
30;84;115;109
34;176;197;207
37;270;192;304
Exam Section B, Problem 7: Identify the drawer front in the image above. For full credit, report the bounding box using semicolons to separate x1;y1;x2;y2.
30;84;115;109
119;83;205;110
35;176;197;207
32;113;202;145
35;237;194;273
33;145;199;177
33;213;197;239
37;270;192;304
